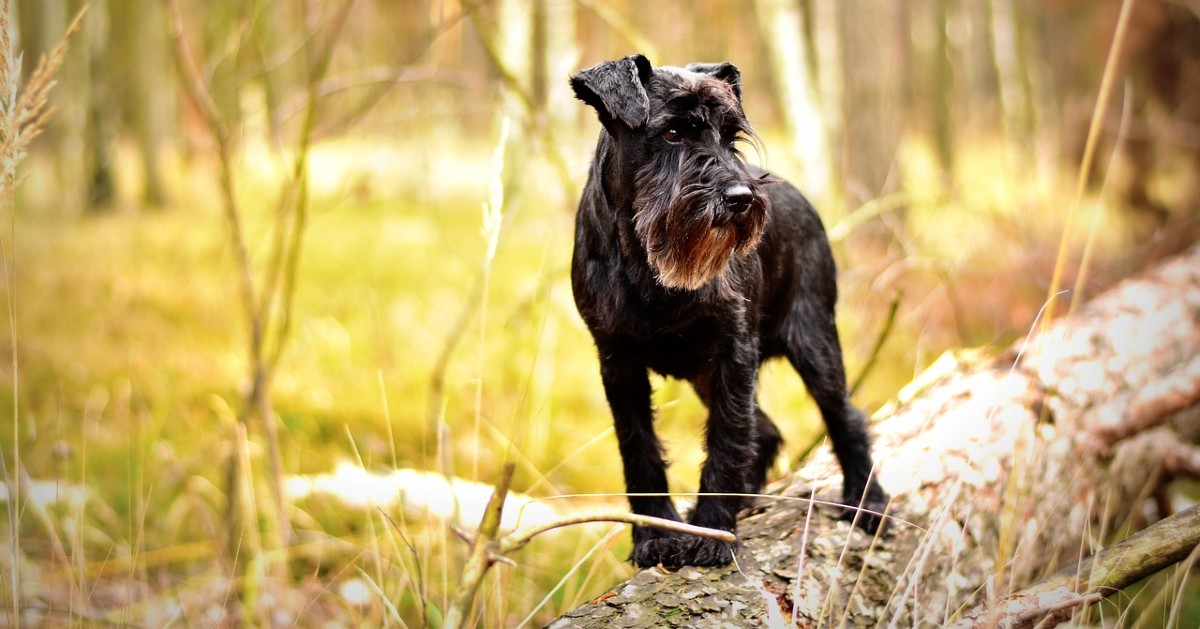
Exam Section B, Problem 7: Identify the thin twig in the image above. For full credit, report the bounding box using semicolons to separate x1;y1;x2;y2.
166;0;286;579
442;464;743;628
850;291;902;398
459;0;576;194
498;512;736;555
258;0;357;557
320;12;467;138
377;508;427;629
457;0;535;114
444;462;517;629
165;0;263;371
574;0;661;60
265;0;356;374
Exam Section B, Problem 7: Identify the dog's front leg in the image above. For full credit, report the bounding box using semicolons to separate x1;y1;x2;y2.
684;338;759;566
597;344;687;567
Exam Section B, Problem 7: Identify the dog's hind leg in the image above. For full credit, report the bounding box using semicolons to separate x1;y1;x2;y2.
750;407;782;491
784;298;888;533
691;382;780;493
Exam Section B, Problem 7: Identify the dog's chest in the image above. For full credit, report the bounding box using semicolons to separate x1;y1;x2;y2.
582;282;734;377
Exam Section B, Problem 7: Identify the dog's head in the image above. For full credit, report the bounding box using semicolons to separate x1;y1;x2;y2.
571;55;769;291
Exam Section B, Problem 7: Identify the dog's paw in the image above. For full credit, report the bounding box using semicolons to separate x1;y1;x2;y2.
677;536;737;566
631;533;736;568
837;482;890;535
630;531;680;568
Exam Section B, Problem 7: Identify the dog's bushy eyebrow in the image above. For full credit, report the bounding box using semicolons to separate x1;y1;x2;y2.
663;113;704;128
663;82;739;111
699;81;741;109
664;93;700;112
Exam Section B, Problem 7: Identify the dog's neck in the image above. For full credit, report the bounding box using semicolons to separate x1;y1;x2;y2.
586;132;659;287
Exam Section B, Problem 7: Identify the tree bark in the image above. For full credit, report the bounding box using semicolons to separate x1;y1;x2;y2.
551;243;1200;627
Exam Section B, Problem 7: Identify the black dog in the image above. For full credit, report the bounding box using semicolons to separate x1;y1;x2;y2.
569;54;888;568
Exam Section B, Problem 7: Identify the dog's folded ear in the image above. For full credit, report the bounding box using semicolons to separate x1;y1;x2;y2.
570;54;653;131
686;62;743;105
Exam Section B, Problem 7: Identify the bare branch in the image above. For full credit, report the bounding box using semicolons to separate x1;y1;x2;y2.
499;513;737;556
850;291;903;397
164;0;227;142
444;462;517;629
952;504;1200;628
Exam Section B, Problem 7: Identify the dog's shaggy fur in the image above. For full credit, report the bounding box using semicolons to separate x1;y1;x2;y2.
571;54;887;567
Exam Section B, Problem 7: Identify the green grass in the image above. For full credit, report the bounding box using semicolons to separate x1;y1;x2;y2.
3;137;647;624
0;130;1159;625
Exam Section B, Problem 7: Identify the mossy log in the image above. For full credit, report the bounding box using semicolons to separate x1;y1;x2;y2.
551;244;1200;628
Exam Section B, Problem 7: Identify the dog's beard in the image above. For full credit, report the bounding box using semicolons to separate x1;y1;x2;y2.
634;188;767;291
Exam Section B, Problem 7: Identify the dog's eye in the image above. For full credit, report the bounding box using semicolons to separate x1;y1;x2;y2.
663;128;683;143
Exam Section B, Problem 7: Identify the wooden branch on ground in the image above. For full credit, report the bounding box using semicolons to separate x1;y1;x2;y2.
550;243;1200;627
950;504;1200;628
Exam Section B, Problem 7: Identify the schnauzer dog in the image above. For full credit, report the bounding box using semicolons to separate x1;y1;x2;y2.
570;54;888;568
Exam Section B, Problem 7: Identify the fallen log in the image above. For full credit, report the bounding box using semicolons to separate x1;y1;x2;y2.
949;503;1200;629
551;243;1200;627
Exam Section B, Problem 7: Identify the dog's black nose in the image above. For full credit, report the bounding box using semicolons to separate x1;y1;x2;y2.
723;185;754;214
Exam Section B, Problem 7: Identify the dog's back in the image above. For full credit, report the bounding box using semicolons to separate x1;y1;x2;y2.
750;170;841;357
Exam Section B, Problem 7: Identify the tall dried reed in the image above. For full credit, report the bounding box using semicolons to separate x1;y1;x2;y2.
0;2;85;624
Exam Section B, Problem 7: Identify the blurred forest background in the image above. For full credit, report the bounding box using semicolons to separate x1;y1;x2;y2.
3;0;1199;625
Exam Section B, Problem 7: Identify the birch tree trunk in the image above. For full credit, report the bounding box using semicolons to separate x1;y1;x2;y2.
751;0;834;200
551;243;1200;628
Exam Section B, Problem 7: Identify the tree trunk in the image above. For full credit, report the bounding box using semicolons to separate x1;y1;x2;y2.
930;0;955;177
541;0;577;145
837;0;906;208
991;0;1037;153
751;0;835;199
83;0;115;212
551;243;1200;627
125;0;172;208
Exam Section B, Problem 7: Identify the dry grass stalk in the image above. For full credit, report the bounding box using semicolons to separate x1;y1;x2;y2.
0;4;87;200
1044;0;1137;323
0;2;86;624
